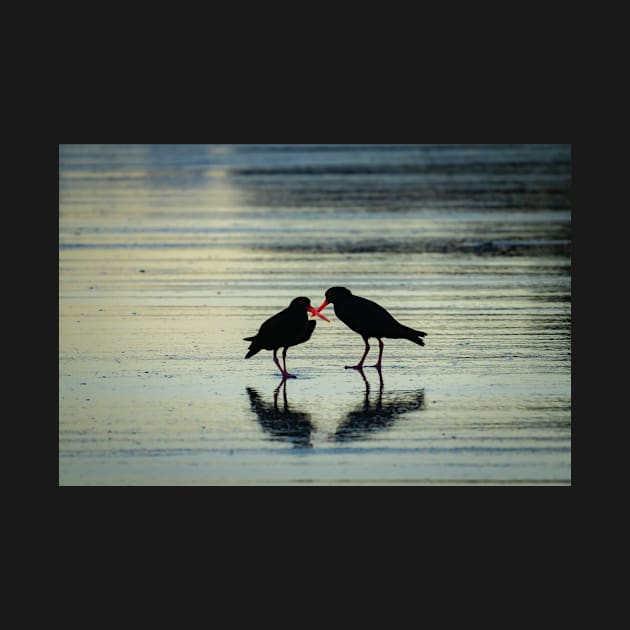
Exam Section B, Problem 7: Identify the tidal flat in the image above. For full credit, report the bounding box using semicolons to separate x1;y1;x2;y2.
59;144;571;485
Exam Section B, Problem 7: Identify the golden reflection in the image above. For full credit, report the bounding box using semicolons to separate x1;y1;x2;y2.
209;145;233;155
206;168;231;178
59;144;250;218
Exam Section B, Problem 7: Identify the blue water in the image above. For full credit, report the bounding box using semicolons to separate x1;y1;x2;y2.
60;143;570;210
59;144;571;485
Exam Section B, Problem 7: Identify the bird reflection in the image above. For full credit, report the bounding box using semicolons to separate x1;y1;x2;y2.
246;379;314;449
333;368;425;442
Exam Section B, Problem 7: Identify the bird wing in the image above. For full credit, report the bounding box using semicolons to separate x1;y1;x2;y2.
356;295;399;322
335;295;399;335
255;306;312;349
255;307;293;342
296;319;316;344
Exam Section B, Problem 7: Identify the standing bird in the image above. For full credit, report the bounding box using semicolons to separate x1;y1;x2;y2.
314;287;426;370
244;296;329;378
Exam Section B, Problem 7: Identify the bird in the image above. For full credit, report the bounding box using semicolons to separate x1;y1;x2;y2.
244;296;329;378
313;286;426;370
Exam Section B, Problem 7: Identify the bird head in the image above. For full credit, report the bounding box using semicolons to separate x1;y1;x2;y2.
312;287;352;317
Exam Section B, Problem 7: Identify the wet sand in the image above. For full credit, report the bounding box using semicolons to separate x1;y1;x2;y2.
59;145;571;485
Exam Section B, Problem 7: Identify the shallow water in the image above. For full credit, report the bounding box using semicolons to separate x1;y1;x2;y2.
59;144;571;485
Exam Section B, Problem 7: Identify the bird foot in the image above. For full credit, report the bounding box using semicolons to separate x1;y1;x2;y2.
366;364;382;370
344;365;365;370
282;372;297;379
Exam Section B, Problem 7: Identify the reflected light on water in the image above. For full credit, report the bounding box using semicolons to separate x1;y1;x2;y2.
59;145;570;485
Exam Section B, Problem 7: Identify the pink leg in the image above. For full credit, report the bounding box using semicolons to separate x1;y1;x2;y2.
282;348;297;378
345;338;370;370
368;338;384;370
273;378;287;405
273;349;291;378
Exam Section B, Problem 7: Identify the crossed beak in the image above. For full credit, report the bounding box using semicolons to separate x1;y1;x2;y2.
307;304;330;323
309;298;330;321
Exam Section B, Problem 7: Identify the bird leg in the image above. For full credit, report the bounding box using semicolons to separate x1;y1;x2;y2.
282;348;297;378
273;349;294;379
273;349;284;377
273;378;287;406
356;367;370;392
345;338;370;370
367;338;384;370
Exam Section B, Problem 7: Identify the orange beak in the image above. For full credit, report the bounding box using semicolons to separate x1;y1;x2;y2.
310;298;330;321
307;305;330;323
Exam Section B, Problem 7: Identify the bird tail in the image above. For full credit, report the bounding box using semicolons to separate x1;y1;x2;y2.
400;326;427;346
244;336;261;359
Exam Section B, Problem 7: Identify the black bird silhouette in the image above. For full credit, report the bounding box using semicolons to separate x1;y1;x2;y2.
314;287;427;370
246;381;314;448
244;296;329;378
333;368;425;442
